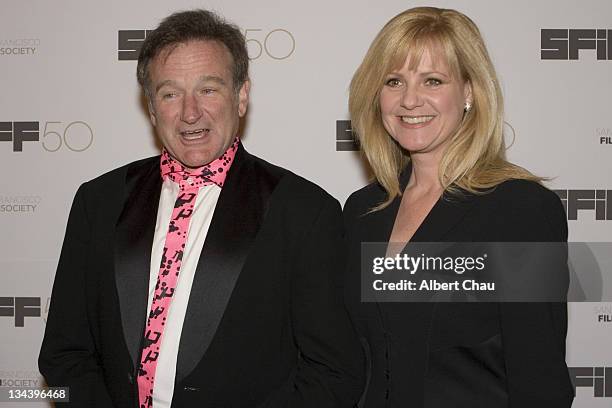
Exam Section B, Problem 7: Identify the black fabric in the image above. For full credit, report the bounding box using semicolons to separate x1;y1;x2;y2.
175;144;278;383
114;156;162;373
39;145;364;408
343;165;574;408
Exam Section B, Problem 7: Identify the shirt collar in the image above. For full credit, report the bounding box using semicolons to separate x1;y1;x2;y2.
160;137;239;190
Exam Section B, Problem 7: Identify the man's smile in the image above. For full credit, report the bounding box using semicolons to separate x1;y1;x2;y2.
180;128;210;140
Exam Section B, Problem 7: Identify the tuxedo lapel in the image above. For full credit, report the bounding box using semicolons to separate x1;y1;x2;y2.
175;144;280;383
114;157;161;370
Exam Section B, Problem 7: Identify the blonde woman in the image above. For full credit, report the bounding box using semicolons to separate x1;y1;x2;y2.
343;7;573;407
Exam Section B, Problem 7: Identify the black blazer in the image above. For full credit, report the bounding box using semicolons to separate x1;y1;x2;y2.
39;144;364;408
343;166;574;408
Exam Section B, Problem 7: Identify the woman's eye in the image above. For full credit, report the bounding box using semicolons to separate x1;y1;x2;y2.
385;78;402;87
162;93;177;99
425;78;442;86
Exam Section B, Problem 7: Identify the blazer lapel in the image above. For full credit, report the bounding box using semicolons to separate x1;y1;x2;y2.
114;157;161;369
411;192;478;242
392;163;478;243
175;144;279;383
356;169;408;245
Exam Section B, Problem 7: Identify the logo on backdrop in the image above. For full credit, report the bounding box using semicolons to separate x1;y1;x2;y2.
0;121;94;152
0;195;41;214
118;29;295;61
569;367;612;398
243;29;295;60
117;30;152;60
594;304;612;324
0;297;51;327
0;371;43;388
554;190;612;221
541;29;612;60
0;297;40;327
336;120;359;151
0;38;40;56
598;128;612;145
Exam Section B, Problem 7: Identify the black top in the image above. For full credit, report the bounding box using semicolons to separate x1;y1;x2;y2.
343;165;574;408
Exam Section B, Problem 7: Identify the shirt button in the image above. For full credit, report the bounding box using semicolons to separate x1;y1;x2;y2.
187;178;194;185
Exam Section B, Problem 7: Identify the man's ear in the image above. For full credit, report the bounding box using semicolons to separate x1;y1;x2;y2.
237;79;251;118
148;98;157;127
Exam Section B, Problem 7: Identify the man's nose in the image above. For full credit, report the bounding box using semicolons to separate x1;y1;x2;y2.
180;93;203;124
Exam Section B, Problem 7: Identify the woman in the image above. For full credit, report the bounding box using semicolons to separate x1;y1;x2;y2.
344;7;574;408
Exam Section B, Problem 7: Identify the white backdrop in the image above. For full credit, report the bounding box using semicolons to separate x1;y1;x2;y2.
1;0;611;406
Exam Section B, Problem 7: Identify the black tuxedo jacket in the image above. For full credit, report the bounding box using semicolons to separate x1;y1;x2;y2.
343;166;574;408
39;144;364;407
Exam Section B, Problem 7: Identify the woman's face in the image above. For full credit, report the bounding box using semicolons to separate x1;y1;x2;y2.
379;46;471;158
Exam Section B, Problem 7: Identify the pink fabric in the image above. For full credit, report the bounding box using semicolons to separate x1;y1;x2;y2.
137;139;238;408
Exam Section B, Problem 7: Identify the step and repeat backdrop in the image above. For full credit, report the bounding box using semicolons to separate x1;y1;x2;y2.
1;0;611;406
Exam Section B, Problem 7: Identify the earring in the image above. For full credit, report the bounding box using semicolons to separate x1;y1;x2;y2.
464;101;472;113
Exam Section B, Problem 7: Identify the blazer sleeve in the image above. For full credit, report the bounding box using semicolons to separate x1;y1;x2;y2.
498;188;575;408
260;195;365;408
38;184;114;407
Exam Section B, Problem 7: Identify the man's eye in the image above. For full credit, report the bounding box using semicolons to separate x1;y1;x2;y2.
201;88;215;95
425;78;442;86
385;78;402;87
162;93;177;99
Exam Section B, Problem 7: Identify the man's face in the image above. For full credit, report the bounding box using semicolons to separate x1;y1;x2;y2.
147;40;249;170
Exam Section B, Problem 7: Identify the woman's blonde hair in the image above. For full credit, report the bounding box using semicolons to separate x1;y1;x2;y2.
349;7;540;209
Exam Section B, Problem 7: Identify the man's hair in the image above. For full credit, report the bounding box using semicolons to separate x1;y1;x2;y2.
137;9;249;96
349;7;540;210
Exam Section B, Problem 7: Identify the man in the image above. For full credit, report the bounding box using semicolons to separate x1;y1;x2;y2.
39;10;363;408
